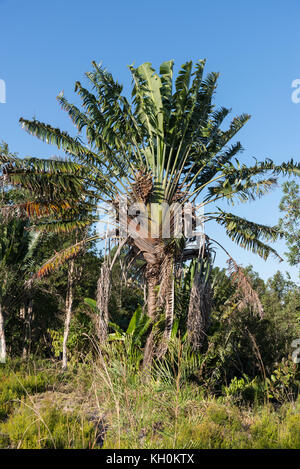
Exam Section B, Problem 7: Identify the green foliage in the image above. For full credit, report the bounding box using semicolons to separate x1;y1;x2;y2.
2;61;299;281
278;181;300;271
93;346;300;449
109;305;151;347
266;359;300;403
223;375;265;404
84;300;151;367
263;271;300;338
48;313;94;363
0;358;300;449
0;362;52;420
1;405;94;449
108;249;144;328
279;411;300;449
200;266;300;399
0;59;299;449
48;329;63;359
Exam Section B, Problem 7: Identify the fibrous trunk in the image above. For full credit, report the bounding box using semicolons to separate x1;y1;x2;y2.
143;255;175;367
156;255;174;359
187;265;212;351
22;300;33;359
62;259;74;370
96;262;111;343
0;304;6;364
143;263;161;369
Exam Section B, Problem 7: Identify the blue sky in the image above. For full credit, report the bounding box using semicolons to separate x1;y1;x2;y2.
0;0;299;281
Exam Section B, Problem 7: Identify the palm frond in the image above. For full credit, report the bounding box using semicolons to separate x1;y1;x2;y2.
35;236;96;278
215;211;283;260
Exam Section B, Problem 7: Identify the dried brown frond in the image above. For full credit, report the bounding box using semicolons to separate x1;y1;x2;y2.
35;239;85;278
227;258;264;318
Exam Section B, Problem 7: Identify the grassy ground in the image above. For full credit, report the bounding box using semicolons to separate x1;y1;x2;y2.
0;356;299;449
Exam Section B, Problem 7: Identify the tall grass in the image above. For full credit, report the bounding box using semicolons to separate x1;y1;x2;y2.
0;348;299;449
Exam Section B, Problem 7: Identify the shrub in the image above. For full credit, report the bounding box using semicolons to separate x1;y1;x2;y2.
267;359;300;404
223;375;266;404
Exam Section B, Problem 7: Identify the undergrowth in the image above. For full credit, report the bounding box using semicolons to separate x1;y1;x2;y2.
0;351;299;449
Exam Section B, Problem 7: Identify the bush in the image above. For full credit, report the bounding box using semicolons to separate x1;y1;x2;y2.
223;375;266;404
267;359;300;403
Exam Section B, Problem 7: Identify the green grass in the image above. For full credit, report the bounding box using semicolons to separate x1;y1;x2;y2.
0;357;299;449
1;405;95;449
0;360;55;420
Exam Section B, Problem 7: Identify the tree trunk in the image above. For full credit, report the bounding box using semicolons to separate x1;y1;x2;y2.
62;259;74;370
20;305;25;358
22;300;33;359
146;274;160;321
143;264;161;369
0;304;7;364
187;267;212;351
143;253;177;367
96;262;111;343
157;281;174;359
156;256;175;359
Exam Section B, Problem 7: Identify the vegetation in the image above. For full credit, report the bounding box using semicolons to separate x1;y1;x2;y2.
278;181;300;275
0;60;299;449
0;353;299;449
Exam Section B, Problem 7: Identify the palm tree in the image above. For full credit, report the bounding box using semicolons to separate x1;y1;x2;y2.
0;144;81;365
0;183;39;362
1;60;299;364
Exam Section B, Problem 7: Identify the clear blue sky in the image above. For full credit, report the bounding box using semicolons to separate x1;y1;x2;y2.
0;0;299;282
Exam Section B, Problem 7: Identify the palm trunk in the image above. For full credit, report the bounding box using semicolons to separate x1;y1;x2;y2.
157;281;174;359
62;259;74;370
146;275;160;321
20;305;25;357
157;256;175;359
0;304;7;364
96;262;111;343
22;300;33;359
143;263;162;369
187;267;212;351
143;253;177;367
